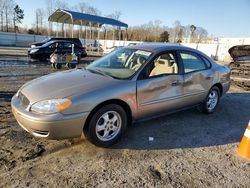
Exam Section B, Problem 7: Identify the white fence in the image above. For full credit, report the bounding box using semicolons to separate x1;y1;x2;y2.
0;31;249;61
0;32;48;47
181;43;235;62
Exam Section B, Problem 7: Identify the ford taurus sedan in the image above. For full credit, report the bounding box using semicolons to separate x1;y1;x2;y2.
12;44;230;147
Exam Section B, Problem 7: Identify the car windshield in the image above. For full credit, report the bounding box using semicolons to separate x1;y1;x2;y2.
86;48;152;79
41;38;51;43
42;40;54;47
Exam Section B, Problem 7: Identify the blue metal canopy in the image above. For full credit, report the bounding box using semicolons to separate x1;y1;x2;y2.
48;9;128;28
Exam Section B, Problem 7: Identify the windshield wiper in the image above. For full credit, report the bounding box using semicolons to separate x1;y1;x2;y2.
87;68;112;78
87;68;121;80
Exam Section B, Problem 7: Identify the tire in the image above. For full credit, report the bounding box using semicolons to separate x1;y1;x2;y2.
55;63;62;69
70;63;76;69
201;86;220;114
66;63;71;69
51;63;56;69
84;104;127;147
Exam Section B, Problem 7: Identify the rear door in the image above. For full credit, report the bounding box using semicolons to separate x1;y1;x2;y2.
177;50;213;106
63;42;73;54
136;51;184;119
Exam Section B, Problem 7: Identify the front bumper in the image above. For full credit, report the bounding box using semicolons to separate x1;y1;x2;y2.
11;95;89;140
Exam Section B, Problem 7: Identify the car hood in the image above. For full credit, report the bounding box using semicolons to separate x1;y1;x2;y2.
28;46;42;52
20;69;117;104
228;45;250;61
31;42;44;46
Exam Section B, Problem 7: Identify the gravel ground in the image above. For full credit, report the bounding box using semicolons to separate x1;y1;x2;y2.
0;51;250;187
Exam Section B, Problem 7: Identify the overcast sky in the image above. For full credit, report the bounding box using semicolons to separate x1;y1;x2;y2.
16;0;250;37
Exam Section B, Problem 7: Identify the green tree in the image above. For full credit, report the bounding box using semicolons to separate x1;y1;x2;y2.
160;31;169;42
13;4;24;32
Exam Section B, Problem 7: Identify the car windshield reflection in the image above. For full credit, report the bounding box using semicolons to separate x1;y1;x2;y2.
86;48;152;79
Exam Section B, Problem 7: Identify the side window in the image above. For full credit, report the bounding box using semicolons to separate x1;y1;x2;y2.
64;42;72;48
201;56;212;68
148;52;178;77
180;52;206;73
57;43;63;49
49;43;56;49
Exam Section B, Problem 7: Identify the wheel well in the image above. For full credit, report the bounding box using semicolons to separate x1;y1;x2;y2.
83;99;132;132
213;83;223;96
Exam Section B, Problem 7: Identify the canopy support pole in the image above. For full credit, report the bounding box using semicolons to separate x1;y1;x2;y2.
118;27;121;46
56;22;58;37
97;24;100;54
80;21;83;39
71;18;74;38
90;22;92;52
64;24;66;38
104;27;107;49
126;28;128;41
112;27;115;46
85;25;87;47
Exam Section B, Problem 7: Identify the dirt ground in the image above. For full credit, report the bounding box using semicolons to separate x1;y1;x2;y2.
0;49;250;187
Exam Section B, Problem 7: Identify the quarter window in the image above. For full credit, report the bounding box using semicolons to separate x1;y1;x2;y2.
180;52;206;73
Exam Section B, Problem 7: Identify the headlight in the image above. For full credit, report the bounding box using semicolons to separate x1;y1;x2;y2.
31;99;72;114
30;49;39;54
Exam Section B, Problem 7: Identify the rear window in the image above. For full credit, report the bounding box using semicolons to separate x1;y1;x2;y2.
180;52;207;73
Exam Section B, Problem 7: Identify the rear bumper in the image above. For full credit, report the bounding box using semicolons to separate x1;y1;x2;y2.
11;95;89;140
222;81;231;95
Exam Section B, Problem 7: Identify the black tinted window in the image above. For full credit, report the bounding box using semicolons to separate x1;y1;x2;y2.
64;42;72;48
49;43;56;49
180;52;206;73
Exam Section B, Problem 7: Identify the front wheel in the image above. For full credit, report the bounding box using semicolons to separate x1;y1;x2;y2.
201;86;220;114
84;104;127;147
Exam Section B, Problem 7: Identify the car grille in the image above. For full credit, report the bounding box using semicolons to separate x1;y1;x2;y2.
18;92;30;109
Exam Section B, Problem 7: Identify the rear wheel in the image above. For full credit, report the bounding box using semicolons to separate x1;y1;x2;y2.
55;63;62;69
84;104;127;147
70;63;76;69
51;63;56;69
201;86;220;114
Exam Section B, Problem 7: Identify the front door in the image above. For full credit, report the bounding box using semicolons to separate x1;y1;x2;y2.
136;51;184;119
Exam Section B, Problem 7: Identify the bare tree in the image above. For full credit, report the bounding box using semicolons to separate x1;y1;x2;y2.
194;27;208;43
0;0;4;31
106;11;121;20
46;0;56;35
2;0;15;32
86;6;101;16
54;0;68;37
73;2;88;13
105;11;122;40
13;5;24;33
35;8;45;34
190;24;196;42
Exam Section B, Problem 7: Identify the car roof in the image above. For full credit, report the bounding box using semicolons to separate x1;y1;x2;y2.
126;43;187;52
45;40;76;45
50;38;80;40
125;43;211;59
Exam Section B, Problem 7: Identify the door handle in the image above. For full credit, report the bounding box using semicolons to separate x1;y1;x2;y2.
171;80;181;86
206;76;213;80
